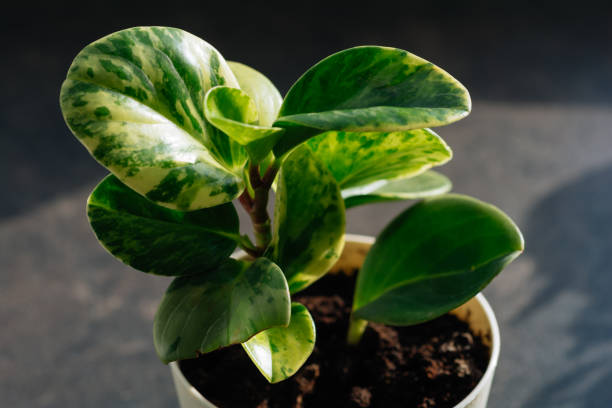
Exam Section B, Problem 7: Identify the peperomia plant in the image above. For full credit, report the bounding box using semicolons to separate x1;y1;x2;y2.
60;26;523;384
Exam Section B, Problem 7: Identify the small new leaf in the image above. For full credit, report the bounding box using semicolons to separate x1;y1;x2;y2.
228;61;283;127
204;86;284;162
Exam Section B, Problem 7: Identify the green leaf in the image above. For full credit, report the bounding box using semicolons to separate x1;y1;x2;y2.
227;61;283;164
204;86;284;162
344;171;452;208
307;128;452;193
269;146;345;293
273;46;470;155
353;194;524;325
242;302;316;383
154;257;291;363
60;26;246;211
228;61;282;127
87;175;239;276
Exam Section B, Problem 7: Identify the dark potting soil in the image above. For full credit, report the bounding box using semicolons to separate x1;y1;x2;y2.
180;271;490;408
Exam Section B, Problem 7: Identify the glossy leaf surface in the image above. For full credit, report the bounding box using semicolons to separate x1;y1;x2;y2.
343;171;452;208
154;258;290;363
307;128;451;191
274;46;470;155
88;175;239;276
242;302;316;383
228;61;282;127
204;86;284;162
60;26;245;211
353;194;524;325
270;146;345;293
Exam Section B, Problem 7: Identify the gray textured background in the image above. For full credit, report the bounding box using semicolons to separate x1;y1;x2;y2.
2;2;611;407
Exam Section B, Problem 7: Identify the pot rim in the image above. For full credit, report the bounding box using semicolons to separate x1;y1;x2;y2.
169;233;501;408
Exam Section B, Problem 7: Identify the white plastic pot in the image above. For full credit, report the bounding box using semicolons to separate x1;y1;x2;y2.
169;234;501;408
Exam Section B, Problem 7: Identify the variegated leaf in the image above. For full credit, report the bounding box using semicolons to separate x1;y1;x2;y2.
306;129;451;196
228;61;282;127
269;146;345;293
154;257;290;363
60;26;246;211
242;302;316;383
204;86;284;162
87;175;239;276
274;46;470;155
343;171;452;208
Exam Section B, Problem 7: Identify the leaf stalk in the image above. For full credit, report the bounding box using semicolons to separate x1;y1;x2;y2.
239;161;280;255
346;313;368;345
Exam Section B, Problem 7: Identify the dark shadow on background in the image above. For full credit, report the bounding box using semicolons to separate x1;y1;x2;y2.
518;163;612;407
2;1;611;219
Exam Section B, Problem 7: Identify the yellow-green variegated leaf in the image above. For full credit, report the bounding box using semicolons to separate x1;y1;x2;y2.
306;129;452;201
274;46;471;155
242;302;316;383
228;61;282;127
204;86;284;162
343;171;452;208
269;146;345;293
87;175;240;276
60;26;246;211
154;257;290;363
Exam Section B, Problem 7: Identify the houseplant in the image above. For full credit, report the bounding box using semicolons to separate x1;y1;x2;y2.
60;26;524;406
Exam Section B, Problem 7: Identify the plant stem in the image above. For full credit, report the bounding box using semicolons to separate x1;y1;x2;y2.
239;161;279;255
347;314;368;345
237;234;261;258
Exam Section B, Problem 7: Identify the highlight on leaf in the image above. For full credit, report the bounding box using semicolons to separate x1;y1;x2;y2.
343;171;452;208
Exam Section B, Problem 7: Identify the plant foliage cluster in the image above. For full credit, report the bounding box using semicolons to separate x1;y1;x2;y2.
60;27;523;383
